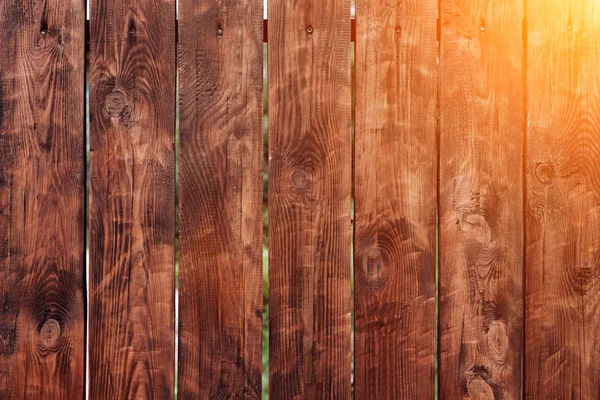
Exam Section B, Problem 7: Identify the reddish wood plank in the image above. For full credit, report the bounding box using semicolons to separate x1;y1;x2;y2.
0;1;85;398
177;0;264;398
354;0;437;398
525;1;600;397
439;0;524;398
267;0;352;397
89;0;176;397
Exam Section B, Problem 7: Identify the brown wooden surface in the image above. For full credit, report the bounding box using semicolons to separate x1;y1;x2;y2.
89;0;176;397
354;0;437;398
0;0;86;398
177;0;264;398
439;0;524;398
268;0;352;397
525;1;600;398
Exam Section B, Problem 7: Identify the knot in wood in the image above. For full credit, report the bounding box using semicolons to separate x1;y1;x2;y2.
105;91;129;119
290;170;310;192
535;162;554;184
40;319;60;346
362;248;388;290
485;320;508;365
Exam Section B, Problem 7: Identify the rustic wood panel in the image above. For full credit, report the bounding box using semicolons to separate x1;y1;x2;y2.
438;0;524;398
267;0;352;397
88;0;176;397
0;0;86;398
354;0;437;398
177;0;264;398
525;1;600;397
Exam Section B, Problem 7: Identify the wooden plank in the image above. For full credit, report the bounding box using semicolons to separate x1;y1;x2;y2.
267;0;352;397
353;0;437;398
438;0;524;398
0;0;85;398
88;0;176;397
525;1;600;397
177;0;264;398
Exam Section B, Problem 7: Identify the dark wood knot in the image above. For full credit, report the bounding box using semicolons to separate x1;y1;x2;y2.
290;169;311;192
40;319;60;346
105;91;130;119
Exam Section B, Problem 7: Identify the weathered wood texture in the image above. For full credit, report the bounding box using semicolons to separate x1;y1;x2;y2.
268;0;352;397
354;0;437;398
0;0;85;398
177;0;264;398
525;1;600;398
89;0;176;397
439;0;524;398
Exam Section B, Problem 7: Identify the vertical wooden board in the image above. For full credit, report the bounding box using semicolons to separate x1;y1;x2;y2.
354;0;437;398
525;1;600;398
268;0;352;397
0;0;85;398
177;0;263;398
89;0;175;398
438;0;524;398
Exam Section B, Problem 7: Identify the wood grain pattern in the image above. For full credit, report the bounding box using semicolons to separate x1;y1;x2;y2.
354;0;437;398
268;0;352;397
0;0;85;398
89;0;176;397
525;1;600;398
438;0;524;398
177;0;263;398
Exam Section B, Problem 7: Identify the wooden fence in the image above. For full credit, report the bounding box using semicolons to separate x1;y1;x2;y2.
1;0;599;398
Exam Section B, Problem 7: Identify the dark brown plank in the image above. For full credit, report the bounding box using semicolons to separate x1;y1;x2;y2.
354;0;437;398
438;0;524;398
525;1;600;398
0;0;85;398
268;0;352;397
177;0;264;398
88;0;176;397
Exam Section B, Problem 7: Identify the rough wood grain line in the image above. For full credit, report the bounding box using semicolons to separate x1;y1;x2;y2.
438;0;524;398
177;0;263;398
89;0;175;397
525;1;600;398
0;0;85;398
268;0;352;397
354;0;437;398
